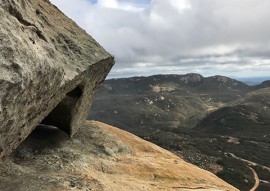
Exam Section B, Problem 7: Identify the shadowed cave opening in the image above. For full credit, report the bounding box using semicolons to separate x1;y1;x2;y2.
41;85;84;135
13;125;70;160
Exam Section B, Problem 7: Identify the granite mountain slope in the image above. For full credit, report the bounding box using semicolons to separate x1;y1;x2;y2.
0;121;237;191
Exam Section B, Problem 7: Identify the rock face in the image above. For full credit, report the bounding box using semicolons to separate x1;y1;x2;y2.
0;0;114;162
0;121;238;191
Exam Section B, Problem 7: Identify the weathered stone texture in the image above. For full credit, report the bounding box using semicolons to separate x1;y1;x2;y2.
0;0;114;161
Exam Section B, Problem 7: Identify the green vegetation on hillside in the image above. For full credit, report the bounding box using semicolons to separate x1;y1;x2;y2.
89;74;270;190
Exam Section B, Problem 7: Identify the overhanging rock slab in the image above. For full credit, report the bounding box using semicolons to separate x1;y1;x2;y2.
0;0;114;161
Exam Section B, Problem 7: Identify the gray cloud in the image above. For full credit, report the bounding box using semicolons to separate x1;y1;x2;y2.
50;0;270;78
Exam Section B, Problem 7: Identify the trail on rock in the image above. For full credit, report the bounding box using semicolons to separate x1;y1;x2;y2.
226;152;270;191
248;167;259;191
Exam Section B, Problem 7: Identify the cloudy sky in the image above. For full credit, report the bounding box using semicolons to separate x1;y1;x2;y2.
50;0;270;78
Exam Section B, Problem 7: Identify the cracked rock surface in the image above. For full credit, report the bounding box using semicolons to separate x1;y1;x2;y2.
0;0;114;161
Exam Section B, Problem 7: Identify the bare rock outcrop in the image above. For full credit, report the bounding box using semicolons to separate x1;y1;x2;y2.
0;0;114;161
0;121;238;191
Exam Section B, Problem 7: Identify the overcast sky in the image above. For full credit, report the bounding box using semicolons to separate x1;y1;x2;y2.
50;0;270;78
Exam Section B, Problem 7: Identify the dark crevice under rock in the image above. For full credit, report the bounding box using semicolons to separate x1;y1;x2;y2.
41;85;85;135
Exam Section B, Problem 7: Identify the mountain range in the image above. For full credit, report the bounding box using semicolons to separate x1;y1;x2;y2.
89;73;270;191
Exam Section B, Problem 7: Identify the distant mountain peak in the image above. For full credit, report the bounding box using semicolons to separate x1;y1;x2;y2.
180;73;204;84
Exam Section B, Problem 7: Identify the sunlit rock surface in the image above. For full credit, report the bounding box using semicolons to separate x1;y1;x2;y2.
0;121;238;191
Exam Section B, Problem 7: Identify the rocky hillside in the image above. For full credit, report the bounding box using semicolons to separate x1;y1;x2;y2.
100;73;250;96
255;80;270;89
89;73;251;133
89;74;270;191
196;87;270;137
0;121;237;191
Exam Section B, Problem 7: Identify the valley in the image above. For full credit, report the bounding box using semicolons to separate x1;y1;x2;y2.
89;73;270;191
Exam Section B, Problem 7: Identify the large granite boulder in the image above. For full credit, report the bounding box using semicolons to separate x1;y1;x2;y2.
0;0;114;162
